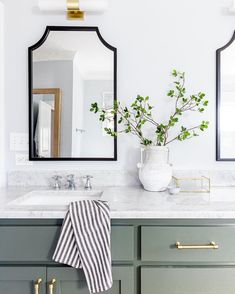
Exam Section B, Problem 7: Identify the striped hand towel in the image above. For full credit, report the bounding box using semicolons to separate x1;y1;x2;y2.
53;200;113;293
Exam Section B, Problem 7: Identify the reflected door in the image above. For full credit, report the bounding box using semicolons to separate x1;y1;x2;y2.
33;88;61;158
38;100;52;157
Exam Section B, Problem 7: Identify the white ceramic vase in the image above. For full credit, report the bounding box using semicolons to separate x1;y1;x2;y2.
138;146;172;192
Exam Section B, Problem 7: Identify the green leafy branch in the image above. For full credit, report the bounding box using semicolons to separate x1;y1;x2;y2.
90;70;209;146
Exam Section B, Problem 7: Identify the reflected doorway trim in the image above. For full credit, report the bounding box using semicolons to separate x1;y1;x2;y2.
33;88;61;158
216;31;235;161
28;26;117;161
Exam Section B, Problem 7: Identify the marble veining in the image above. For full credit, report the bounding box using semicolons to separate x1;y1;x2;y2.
7;170;140;187
1;186;235;219
8;170;235;188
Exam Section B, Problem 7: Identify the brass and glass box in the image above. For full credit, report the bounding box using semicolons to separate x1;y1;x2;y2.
172;176;210;193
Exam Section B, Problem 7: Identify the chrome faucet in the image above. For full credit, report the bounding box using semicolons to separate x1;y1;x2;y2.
52;175;62;190
67;174;76;190
83;175;93;190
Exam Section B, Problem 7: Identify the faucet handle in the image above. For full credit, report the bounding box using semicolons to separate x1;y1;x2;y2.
83;175;93;179
52;175;62;180
67;174;75;180
52;175;62;190
66;174;76;190
83;175;93;190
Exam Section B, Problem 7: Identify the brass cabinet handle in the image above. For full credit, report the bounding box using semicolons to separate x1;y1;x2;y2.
176;241;219;249
34;278;42;294
49;278;56;294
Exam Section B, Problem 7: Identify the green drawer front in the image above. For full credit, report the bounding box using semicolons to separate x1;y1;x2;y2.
0;225;134;262
0;226;59;262
141;267;235;294
141;226;235;262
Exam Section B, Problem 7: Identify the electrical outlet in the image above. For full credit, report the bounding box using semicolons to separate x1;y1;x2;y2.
10;133;29;151
15;153;33;166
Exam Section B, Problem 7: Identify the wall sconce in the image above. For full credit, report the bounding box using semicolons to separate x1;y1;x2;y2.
38;0;108;20
67;0;84;20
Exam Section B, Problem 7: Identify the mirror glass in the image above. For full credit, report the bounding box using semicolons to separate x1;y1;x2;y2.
29;27;117;160
217;32;235;160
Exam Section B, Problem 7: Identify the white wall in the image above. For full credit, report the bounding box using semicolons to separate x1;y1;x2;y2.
3;0;235;173
0;1;5;186
81;80;114;158
72;53;84;157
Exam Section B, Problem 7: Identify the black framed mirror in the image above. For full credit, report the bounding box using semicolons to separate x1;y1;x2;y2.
28;26;117;161
216;31;235;161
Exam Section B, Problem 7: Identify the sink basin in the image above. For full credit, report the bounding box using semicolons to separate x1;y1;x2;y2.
7;189;103;210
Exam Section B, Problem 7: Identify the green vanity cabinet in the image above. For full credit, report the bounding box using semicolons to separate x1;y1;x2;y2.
1;219;235;294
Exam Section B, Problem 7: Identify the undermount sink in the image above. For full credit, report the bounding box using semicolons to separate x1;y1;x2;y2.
7;189;103;210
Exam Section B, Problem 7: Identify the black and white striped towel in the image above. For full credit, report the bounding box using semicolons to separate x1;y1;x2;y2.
53;200;113;293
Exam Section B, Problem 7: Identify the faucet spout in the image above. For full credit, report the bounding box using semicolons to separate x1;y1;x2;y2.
67;174;76;190
52;175;62;190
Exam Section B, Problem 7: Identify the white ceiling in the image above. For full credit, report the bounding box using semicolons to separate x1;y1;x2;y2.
33;31;114;80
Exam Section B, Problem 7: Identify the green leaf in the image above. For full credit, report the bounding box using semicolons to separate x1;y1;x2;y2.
104;128;117;137
99;114;105;121
199;120;209;131
172;69;177;77
90;102;99;113
198;92;205;99
176;108;182;115
142;139;153;146
118;117;123;124
167;90;174;97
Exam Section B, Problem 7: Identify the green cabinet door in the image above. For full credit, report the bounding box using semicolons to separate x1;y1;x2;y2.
0;267;46;294
142;267;235;294
47;266;134;294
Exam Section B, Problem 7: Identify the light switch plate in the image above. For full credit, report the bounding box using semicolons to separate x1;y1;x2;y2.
15;153;33;166
10;133;29;151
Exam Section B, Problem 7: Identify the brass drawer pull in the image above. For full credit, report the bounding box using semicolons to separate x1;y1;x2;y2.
49;278;56;294
34;278;42;294
176;241;219;249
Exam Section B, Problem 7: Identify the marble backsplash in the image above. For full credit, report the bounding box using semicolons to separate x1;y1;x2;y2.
7;170;140;188
7;169;235;187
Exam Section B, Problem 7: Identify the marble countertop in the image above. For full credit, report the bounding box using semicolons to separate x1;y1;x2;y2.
1;186;235;219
